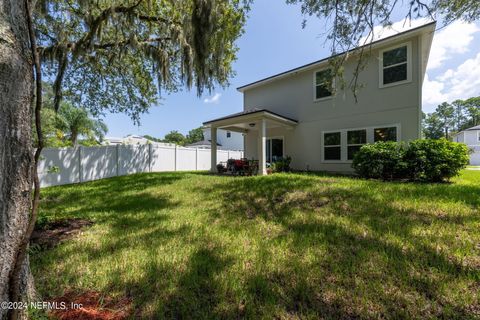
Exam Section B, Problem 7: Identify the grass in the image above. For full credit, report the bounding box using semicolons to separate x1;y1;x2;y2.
32;170;480;319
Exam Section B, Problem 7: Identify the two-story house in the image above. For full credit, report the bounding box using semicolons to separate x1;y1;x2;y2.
204;22;436;174
453;125;480;165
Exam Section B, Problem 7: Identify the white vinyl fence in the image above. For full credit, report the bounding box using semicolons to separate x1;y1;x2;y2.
39;144;243;187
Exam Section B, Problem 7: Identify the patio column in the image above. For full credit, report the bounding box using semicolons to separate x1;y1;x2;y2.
210;126;217;172
260;119;267;175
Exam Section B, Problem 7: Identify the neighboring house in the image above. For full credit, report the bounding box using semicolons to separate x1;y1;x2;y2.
185;127;244;150
104;135;150;145
203;22;436;174
453;125;480;165
104;134;174;146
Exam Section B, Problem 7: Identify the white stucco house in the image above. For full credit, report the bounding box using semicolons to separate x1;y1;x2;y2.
203;22;436;175
184;127;244;150
453;125;480;165
104;135;150;145
104;134;175;147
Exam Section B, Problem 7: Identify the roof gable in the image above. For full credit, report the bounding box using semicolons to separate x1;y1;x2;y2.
237;21;436;93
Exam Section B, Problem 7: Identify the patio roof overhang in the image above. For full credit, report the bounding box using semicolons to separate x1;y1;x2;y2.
204;109;297;176
202;108;298;132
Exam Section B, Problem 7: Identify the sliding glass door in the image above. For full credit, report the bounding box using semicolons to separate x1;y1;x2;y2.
266;138;283;163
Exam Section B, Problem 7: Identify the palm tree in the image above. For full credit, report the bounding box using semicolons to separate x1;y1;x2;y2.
56;103;107;145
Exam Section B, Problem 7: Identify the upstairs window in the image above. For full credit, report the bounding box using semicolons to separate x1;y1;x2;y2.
380;43;410;86
323;132;341;160
226;131;231;138
314;69;333;100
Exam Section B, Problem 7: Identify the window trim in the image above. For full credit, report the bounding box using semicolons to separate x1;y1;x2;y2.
477;131;480;142
313;68;335;102
322;132;342;162
379;42;412;88
321;124;401;163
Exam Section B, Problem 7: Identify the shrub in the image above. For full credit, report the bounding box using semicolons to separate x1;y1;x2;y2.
352;142;408;180
352;139;469;182
271;156;292;173
404;139;470;182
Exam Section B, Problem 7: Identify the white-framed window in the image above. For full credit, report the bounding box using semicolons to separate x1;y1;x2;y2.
477;131;480;142
322;124;400;162
314;69;333;101
226;131;231;138
347;129;367;160
323;132;341;161
379;42;412;88
374;126;398;142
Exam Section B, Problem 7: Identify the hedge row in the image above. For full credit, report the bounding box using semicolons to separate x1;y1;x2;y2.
352;139;470;182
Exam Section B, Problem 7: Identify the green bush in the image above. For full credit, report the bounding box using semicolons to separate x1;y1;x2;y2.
352;142;408;180
404;139;470;182
352;139;469;182
271;156;292;173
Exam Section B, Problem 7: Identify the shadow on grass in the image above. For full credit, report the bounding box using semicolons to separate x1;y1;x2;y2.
159;246;236;318
34;172;480;319
195;173;480;318
39;172;186;221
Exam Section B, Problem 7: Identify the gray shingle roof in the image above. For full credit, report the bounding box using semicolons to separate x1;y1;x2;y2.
203;108;298;125
466;125;480;131
185;140;221;147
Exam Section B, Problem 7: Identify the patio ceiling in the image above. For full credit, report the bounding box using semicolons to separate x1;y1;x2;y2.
203;108;298;132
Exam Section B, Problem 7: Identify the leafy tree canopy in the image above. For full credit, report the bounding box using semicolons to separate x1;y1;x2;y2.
185;127;204;144
143;134;163;143
423;113;444;140
423;96;480;139
163;130;186;145
35;0;250;124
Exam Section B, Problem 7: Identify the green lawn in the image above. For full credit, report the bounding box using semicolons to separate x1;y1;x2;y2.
33;170;480;319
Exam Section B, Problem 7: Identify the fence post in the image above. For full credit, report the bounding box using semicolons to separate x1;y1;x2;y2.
195;148;198;171
148;143;152;172
116;144;120;177
174;144;177;171
78;146;83;183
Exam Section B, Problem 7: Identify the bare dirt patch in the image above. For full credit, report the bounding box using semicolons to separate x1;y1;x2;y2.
49;291;132;320
30;218;93;249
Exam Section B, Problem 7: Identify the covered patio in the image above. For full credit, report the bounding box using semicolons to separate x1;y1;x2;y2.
203;108;297;175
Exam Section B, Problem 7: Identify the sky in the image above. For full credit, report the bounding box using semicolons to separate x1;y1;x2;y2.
103;1;480;139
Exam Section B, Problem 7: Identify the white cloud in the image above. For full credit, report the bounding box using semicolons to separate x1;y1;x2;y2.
360;18;479;71
428;20;480;70
360;17;432;44
423;52;480;108
203;93;221;104
423;74;448;106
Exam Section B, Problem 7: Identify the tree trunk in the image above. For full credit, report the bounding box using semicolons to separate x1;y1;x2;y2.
0;0;34;319
71;129;78;146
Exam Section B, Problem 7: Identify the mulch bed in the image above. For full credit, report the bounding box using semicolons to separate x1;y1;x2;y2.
49;291;132;320
30;218;93;249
